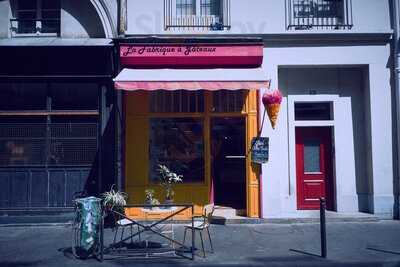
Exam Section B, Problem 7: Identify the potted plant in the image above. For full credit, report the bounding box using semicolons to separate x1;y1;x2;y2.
102;185;127;214
144;188;160;207
157;164;183;204
101;185;128;228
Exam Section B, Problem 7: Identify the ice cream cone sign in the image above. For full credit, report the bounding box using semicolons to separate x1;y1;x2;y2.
262;89;283;129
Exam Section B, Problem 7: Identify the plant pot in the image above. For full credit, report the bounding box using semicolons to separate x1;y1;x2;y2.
144;199;154;209
164;199;174;205
103;212;116;229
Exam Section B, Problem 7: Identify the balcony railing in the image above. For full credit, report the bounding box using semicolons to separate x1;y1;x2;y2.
286;0;353;30
10;18;60;37
164;0;231;31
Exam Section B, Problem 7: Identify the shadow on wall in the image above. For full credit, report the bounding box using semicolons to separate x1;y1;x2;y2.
85;100;117;197
61;0;105;38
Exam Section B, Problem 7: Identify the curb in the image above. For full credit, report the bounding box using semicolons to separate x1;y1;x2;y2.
0;223;71;227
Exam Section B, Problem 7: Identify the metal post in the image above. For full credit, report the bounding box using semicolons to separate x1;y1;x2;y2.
320;197;327;258
191;204;195;260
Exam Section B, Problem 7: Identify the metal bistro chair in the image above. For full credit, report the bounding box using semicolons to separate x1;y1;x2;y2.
113;208;141;247
183;203;214;257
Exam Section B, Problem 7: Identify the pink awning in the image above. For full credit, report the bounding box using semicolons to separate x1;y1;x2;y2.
114;69;270;91
115;81;270;91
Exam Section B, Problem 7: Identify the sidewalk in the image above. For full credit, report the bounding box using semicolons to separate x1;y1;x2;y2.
0;210;383;226
0;221;400;266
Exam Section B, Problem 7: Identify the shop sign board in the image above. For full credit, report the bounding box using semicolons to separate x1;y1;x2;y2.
251;137;269;164
120;44;263;68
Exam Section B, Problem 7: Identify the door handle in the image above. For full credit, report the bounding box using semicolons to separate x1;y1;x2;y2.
225;156;246;159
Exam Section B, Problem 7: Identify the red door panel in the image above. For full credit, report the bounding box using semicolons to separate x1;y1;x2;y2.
296;127;334;210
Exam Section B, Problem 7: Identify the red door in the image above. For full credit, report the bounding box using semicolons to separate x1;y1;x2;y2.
296;127;334;210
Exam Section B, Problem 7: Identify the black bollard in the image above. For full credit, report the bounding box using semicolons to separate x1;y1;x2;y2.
320;197;327;258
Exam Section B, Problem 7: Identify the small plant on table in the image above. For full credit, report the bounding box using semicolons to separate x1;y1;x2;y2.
157;164;183;204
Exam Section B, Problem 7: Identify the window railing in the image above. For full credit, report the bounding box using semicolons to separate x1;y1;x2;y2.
10;18;60;37
286;0;353;30
164;0;231;31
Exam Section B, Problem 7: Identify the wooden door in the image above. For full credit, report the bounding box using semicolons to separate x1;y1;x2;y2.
296;127;334;210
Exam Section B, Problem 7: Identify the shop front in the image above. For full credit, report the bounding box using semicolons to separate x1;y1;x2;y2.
0;41;115;212
115;38;270;218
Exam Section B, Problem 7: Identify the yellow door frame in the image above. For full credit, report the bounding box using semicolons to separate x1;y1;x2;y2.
124;90;260;218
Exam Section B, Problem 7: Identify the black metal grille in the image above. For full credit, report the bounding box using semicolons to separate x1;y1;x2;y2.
0;123;97;167
286;0;353;30
165;0;231;31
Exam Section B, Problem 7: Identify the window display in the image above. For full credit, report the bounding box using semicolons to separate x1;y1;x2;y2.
149;118;204;183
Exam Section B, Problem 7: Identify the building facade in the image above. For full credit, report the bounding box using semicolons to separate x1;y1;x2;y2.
119;0;395;218
0;0;118;213
0;0;397;219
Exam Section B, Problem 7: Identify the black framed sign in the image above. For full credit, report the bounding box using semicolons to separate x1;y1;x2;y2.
251;137;269;164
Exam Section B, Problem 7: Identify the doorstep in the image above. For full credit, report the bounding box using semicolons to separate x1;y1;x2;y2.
211;210;383;224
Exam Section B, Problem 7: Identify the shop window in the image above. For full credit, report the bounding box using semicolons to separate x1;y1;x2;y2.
149;118;205;183
295;102;332;121
0;83;47;111
0;116;97;167
0;116;47;166
50;83;98;110
47;117;98;166
150;90;204;113
212;90;245;113
11;0;61;36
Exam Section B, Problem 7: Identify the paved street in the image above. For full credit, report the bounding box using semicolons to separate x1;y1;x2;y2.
1;221;400;266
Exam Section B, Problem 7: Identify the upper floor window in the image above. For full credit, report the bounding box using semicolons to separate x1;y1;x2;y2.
286;0;353;30
176;0;196;16
165;0;231;31
10;0;60;37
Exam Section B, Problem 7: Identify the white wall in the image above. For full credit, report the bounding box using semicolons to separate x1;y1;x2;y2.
0;1;11;38
61;0;105;38
260;44;393;217
126;0;391;35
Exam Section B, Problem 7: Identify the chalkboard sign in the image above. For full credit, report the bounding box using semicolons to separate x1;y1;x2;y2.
251;137;269;164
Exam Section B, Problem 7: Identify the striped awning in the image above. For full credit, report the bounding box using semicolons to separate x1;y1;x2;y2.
114;68;270;91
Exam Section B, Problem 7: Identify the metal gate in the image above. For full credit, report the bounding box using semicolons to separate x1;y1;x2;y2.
0;123;98;208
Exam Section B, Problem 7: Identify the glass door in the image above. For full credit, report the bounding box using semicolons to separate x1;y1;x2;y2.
211;117;246;209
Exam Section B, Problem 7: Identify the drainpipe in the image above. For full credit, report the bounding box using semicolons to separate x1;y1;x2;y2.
118;0;127;36
392;0;400;220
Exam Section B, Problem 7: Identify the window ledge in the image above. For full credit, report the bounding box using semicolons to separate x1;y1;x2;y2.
11;32;59;38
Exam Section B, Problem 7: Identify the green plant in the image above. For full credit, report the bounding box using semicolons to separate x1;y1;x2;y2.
144;188;160;206
145;188;155;201
101;185;128;210
150;198;160;205
157;164;183;200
